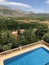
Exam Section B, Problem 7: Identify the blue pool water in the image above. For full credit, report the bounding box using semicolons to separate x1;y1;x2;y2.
4;47;49;65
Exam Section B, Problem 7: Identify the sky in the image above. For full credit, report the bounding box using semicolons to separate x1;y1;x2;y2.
0;0;49;13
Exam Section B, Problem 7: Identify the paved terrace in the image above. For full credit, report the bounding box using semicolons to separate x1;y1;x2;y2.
0;40;49;65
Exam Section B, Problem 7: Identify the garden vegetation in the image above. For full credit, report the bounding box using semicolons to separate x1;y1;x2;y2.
0;17;48;52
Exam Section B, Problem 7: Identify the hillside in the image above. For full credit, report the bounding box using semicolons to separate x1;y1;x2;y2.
0;5;49;21
0;5;36;17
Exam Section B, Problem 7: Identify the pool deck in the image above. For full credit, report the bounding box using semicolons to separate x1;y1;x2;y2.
0;40;49;65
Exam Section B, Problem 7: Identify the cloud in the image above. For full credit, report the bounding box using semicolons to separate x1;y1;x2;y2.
0;0;47;13
0;0;5;1
45;0;49;4
0;0;32;9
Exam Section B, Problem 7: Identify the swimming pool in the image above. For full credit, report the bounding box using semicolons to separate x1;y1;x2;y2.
4;47;49;65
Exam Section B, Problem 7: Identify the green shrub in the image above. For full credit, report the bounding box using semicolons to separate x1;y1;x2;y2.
43;32;49;43
3;45;11;51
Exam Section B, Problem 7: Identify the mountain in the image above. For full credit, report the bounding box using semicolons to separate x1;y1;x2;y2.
36;13;49;21
0;5;35;17
37;13;49;17
0;5;23;17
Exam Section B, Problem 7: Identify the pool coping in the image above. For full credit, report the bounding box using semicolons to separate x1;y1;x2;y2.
0;40;49;65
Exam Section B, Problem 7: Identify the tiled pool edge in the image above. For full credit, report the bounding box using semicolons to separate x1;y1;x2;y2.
0;40;49;65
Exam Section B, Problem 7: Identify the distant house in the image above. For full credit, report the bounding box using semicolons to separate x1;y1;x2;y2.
12;29;25;36
12;31;17;34
20;29;25;33
12;31;18;37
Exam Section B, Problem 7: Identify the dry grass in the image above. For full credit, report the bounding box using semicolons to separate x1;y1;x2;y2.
16;19;49;25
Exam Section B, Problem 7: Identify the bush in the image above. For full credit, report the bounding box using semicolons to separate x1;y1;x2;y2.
17;35;26;46
0;44;3;52
3;45;11;51
11;38;19;49
43;32;49;43
0;30;11;45
35;24;48;39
